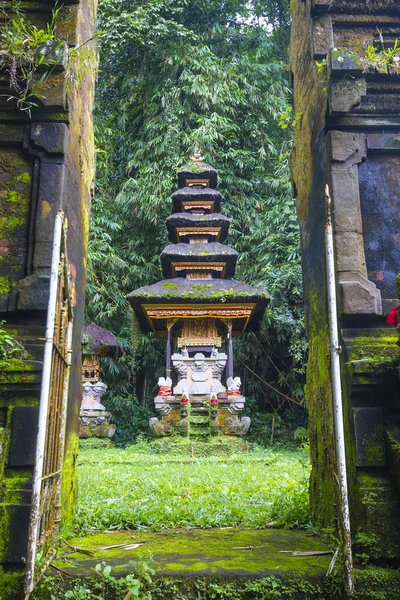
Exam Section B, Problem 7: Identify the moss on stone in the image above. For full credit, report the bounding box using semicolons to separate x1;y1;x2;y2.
0;276;10;294
0;216;25;236
162;282;178;290
0;469;32;562
0;567;23;598
355;567;400;599
15;172;32;184
61;428;80;528
53;528;333;579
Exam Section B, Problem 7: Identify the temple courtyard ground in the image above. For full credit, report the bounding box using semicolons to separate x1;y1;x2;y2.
73;438;311;533
17;440;400;598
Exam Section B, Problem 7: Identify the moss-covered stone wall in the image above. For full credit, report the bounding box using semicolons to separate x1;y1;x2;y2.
290;0;400;554
0;0;97;565
290;0;337;528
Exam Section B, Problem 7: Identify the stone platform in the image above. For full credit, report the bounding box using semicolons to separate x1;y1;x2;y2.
54;528;332;579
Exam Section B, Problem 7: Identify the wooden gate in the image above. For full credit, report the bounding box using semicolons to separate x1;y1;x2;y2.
24;211;74;597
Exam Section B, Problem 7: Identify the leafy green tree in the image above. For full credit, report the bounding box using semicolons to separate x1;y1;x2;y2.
87;0;305;428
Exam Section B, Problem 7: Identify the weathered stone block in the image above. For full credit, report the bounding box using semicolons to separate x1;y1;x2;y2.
0;125;24;144
330;51;363;76
8;406;39;467
328;131;367;164
367;133;400;153
35;40;68;71
353;407;385;467
339;273;382;315
16;272;50;311
334;231;366;272
329;77;366;116
35;71;67;109
0;505;31;563
330;167;363;233
30;123;68;155
55;5;79;45
312;0;334;9
313;15;333;58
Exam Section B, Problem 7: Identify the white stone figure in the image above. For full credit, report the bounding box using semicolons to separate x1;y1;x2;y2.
172;349;227;395
227;376;241;391
157;376;173;397
81;381;107;410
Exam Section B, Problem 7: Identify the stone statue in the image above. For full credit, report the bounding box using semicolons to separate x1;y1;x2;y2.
223;416;251;436
149;416;173;437
157;376;172;396
227;376;242;396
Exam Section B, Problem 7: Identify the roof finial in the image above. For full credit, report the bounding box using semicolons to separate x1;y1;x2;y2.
190;142;204;163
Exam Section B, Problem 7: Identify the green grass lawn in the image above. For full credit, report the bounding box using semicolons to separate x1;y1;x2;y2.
74;439;310;534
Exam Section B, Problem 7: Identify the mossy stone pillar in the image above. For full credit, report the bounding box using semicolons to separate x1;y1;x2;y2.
291;0;400;559
0;0;97;566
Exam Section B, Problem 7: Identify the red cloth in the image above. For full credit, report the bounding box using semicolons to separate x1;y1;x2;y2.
227;389;241;397
386;306;400;327
158;385;172;396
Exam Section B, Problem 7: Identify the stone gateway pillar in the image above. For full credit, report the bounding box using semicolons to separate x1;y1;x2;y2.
291;0;400;561
0;0;97;567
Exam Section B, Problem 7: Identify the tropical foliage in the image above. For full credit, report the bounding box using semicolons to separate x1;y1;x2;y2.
86;0;305;430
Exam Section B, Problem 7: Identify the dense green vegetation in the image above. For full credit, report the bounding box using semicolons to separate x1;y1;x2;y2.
86;0;305;438
74;439;310;534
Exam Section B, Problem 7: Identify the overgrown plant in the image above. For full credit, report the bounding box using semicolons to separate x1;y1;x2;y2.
0;4;98;114
34;555;155;599
363;37;400;74
0;5;63;112
0;320;26;371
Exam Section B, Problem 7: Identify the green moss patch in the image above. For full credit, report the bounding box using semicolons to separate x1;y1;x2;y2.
54;528;332;579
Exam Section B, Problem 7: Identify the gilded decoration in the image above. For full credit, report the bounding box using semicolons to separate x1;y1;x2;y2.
177;227;220;241
178;318;222;347
186;178;210;187
172;262;225;276
182;201;214;211
188;271;210;279
82;353;101;382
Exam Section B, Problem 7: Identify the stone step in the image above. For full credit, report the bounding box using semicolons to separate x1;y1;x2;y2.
190;415;210;424
358;471;400;561
341;327;397;343
0;470;33;504
189;431;211;442
358;472;398;503
2;323;46;340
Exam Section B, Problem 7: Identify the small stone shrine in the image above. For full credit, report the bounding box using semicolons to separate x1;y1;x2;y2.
128;149;269;438
79;323;122;438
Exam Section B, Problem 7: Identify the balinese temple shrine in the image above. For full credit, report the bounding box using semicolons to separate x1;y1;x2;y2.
128;148;269;439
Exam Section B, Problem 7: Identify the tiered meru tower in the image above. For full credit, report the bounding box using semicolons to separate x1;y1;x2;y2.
128;150;269;438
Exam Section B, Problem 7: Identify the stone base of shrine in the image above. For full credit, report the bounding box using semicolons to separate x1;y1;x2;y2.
149;394;250;438
79;410;116;438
